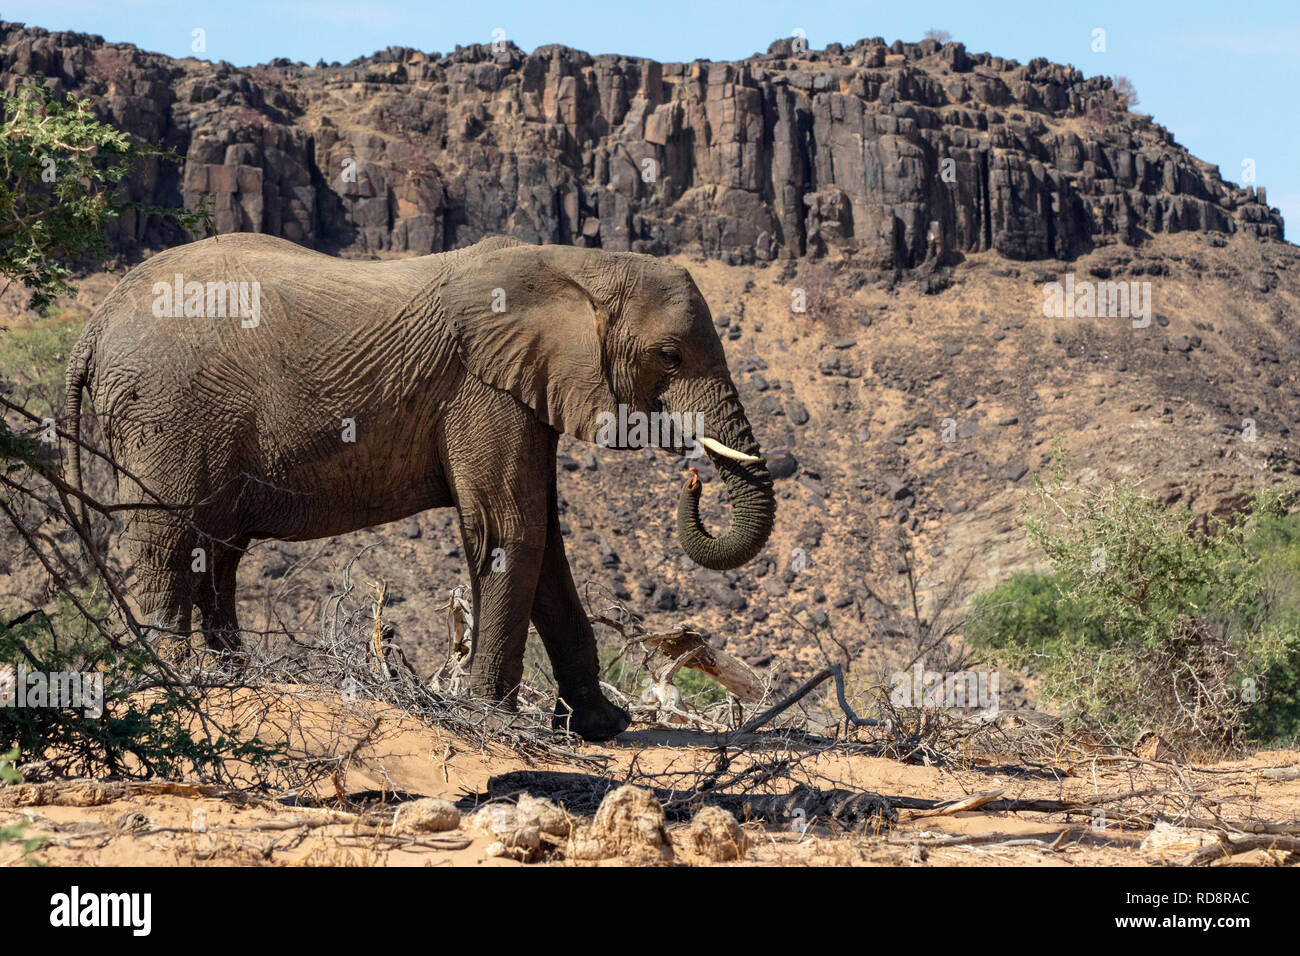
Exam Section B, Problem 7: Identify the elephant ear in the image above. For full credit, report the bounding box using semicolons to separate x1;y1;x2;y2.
438;245;618;442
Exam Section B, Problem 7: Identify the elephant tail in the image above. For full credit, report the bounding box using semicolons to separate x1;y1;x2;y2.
64;331;94;537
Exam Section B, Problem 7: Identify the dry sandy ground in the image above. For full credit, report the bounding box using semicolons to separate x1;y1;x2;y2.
2;687;1297;867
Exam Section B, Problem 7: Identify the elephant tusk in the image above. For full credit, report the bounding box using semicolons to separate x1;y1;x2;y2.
698;435;763;463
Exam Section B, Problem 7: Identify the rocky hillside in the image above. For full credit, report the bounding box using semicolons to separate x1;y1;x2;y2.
0;22;1284;271
2;22;1298;693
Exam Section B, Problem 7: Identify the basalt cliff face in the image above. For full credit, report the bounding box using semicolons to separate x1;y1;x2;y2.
0;22;1284;269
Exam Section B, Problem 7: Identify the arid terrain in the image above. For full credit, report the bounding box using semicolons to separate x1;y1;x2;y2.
5;234;1299;866
4;688;1298;867
2;22;1299;867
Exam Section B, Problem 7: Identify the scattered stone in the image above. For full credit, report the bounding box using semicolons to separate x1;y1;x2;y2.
472;794;570;862
651;586;677;611
709;582;747;611
393;798;460;834
688;806;747;861
766;449;799;479
568;786;674;864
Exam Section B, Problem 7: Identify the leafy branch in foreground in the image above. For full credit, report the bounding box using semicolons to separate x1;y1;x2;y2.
0;78;210;310
1;399;283;783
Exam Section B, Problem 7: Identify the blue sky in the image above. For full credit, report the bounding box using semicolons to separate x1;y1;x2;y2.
8;0;1297;239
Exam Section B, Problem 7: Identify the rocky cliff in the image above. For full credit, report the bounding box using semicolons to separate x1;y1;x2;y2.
0;22;1284;270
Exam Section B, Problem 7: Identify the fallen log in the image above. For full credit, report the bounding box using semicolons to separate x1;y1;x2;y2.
0;779;249;808
607;621;766;704
1180;834;1300;866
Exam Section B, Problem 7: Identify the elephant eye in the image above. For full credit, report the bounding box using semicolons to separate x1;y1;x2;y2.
659;345;682;371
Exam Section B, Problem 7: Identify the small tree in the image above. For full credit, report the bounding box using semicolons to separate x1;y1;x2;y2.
1;77;259;785
0;79;205;310
1112;75;1139;111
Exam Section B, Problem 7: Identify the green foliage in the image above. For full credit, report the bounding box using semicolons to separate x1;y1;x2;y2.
0;594;280;780
670;667;727;706
0;418;42;475
0;746;20;785
967;448;1300;750
966;571;1102;666
0;314;84;413
0;78;209;310
598;647;642;699
598;645;727;709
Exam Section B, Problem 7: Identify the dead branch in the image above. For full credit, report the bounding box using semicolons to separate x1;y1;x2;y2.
733;664;879;737
1180;834;1300;866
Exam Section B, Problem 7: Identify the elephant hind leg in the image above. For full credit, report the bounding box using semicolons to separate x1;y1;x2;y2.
121;513;198;656
195;539;247;654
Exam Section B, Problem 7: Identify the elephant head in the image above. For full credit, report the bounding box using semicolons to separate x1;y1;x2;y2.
438;242;775;571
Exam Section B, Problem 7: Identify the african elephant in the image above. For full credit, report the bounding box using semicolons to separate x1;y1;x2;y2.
65;233;775;740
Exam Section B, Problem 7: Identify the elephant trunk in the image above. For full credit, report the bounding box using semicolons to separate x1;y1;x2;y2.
676;408;774;571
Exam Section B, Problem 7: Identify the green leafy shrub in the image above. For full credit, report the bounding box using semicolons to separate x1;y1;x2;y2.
1;594;279;780
966;449;1300;751
0;313;85;415
966;571;1102;665
0;79;208;309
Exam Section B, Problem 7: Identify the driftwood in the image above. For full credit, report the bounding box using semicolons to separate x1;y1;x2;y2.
0;779;250;808
1259;767;1300;782
639;626;766;703
903;789;1006;820
1180;834;1300;866
889;829;1075;851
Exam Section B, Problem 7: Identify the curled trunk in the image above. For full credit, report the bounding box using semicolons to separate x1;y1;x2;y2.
676;450;775;571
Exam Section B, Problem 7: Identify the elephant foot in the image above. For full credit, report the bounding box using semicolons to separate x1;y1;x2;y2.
554;688;632;742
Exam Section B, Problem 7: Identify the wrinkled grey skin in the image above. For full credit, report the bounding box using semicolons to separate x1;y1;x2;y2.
66;234;774;740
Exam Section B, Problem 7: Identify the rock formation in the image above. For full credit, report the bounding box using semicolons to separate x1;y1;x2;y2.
1;22;1284;268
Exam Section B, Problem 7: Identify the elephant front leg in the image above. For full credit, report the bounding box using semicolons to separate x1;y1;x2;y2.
530;477;632;741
